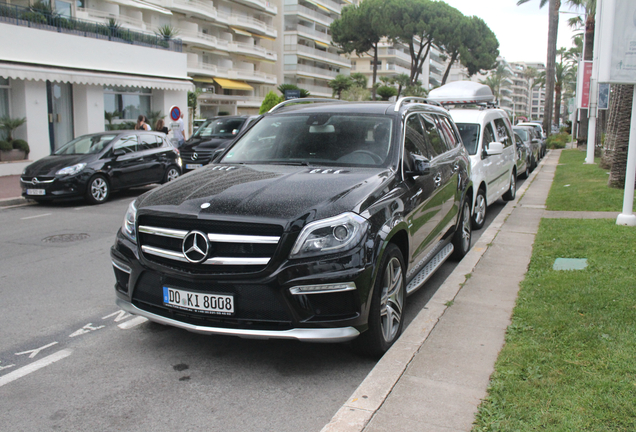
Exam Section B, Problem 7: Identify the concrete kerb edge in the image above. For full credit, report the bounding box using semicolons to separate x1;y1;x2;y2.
0;197;31;208
320;152;552;432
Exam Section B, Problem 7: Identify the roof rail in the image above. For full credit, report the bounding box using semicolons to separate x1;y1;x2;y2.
268;98;344;113
393;97;440;112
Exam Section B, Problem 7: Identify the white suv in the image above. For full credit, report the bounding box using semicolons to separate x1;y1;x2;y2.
429;82;517;229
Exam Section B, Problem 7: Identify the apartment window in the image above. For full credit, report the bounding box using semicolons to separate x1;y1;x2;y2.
532;108;538;113
104;86;152;120
532;100;538;106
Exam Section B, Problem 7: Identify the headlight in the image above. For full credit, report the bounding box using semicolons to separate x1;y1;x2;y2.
289;212;368;259
56;163;86;176
121;200;138;243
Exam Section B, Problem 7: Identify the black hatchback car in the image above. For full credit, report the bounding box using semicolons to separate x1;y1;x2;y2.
111;98;473;356
180;115;259;172
21;131;182;204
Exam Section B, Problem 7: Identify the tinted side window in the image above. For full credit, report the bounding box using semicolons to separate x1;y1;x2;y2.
420;114;446;158
139;134;160;150
113;135;138;154
482;123;496;149
404;114;429;160
434;115;459;150
493;118;513;148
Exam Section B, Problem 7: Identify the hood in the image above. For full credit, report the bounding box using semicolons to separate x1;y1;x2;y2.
182;136;235;151
137;164;394;225
23;155;94;177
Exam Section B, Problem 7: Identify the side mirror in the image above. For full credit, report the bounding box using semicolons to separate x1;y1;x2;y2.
485;142;504;156
211;148;225;163
532;138;540;144
405;154;431;176
112;149;125;157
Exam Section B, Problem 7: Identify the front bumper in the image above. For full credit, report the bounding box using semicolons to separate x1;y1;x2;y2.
20;174;88;200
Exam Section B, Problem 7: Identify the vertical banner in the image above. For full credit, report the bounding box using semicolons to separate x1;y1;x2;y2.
578;61;593;108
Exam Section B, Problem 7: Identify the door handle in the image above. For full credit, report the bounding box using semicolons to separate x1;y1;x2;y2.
452;163;459;172
434;173;442;186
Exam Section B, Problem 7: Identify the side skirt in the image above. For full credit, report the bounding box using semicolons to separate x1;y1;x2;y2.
405;243;454;295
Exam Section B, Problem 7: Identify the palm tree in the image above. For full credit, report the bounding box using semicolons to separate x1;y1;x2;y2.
328;75;353;100
0;116;27;141
479;62;510;104
517;0;559;136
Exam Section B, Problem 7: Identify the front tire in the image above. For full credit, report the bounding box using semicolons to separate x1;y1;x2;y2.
503;171;516;201
85;175;110;204
352;243;405;358
451;198;472;260
472;188;487;230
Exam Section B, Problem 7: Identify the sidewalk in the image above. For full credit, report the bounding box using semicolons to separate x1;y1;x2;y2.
322;150;562;432
0;174;27;207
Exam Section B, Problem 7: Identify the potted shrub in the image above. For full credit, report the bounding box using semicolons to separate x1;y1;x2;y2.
0;116;28;161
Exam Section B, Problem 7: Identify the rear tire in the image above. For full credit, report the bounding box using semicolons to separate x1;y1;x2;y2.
503;171;516;201
451;198;472;260
352;243;405;358
85;175;110;205
163;165;181;184
521;159;530;179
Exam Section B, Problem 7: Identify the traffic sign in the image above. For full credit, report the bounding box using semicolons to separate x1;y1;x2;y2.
169;106;181;121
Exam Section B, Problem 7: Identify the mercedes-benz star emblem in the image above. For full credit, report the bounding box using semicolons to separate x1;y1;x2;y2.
191;153;198;161
182;231;209;263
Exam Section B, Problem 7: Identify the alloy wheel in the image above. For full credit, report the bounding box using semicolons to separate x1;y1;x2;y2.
474;193;486;226
91;178;108;202
380;257;404;343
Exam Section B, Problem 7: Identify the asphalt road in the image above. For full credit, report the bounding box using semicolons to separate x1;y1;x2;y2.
0;184;511;431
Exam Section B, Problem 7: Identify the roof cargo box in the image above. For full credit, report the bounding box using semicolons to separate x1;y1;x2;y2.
427;81;495;105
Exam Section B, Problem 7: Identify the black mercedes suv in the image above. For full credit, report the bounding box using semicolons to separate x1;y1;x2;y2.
111;98;473;356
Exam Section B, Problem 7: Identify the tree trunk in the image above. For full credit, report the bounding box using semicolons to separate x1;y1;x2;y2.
578;13;596;145
554;84;561;128
543;0;560;136
608;84;634;188
441;51;459;86
601;84;621;168
372;44;378;100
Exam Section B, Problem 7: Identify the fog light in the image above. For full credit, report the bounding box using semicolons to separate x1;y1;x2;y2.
289;282;356;295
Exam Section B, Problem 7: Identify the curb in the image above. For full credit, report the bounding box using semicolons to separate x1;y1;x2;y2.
0;197;31;208
321;154;550;432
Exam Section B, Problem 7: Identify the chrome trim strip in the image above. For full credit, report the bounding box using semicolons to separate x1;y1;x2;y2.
111;259;132;274
289;282;357;295
142;245;270;266
141;245;188;262
116;298;360;342
139;226;188;239
204;257;270;265
207;233;280;244
21;179;55;185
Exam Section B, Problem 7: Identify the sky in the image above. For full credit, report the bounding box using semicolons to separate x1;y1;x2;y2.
442;0;583;64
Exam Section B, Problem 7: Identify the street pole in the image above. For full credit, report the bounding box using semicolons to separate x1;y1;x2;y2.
585;8;601;164
616;85;636;226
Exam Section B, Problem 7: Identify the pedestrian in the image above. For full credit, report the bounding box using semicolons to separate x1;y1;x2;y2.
173;113;187;147
134;115;150;131
155;118;169;135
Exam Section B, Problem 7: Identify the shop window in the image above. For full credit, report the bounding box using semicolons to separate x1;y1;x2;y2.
104;87;152;121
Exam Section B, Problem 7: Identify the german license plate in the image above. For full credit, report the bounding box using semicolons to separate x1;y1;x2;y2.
26;189;45;196
185;164;203;170
163;287;234;315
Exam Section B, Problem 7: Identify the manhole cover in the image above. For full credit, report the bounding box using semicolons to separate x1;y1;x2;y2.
42;233;90;243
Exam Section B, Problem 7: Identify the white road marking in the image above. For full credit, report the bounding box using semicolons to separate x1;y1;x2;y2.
0;349;72;388
118;316;148;330
15;341;58;359
69;323;105;338
73;207;87;210
21;213;51;220
102;310;132;322
0;364;15;371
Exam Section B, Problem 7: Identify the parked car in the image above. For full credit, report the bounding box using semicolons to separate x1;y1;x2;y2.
513;132;531;179
513;125;541;170
21;131;181;204
179;115;259;172
517;121;546;158
429;82;518;230
110;97;473;357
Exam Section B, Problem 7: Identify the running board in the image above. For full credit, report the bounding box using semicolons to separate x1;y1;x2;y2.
406;243;454;295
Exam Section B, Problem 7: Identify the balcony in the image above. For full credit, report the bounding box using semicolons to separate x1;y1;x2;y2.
378;48;410;63
76;8;145;30
169;0;218;23
233;0;277;15
229;69;276;84
180;30;222;51
230;41;277;61
187;61;218;76
300;83;332;97
285;63;341;80
288;25;330;44
219;11;276;37
284;4;333;27
290;44;349;67
313;0;342;14
0;3;182;52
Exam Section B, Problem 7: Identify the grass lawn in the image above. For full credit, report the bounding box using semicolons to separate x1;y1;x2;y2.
472;219;636;431
546;149;634;212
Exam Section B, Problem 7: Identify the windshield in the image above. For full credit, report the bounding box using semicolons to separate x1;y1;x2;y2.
192;118;247;139
513;128;529;141
456;123;480;155
221;114;394;167
54;135;117;155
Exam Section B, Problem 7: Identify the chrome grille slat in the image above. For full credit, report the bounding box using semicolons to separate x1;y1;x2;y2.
207;233;279;244
139;226;188;239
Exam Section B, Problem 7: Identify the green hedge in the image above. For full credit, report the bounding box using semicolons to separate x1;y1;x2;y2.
0;140;11;151
12;139;30;154
546;132;570;149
